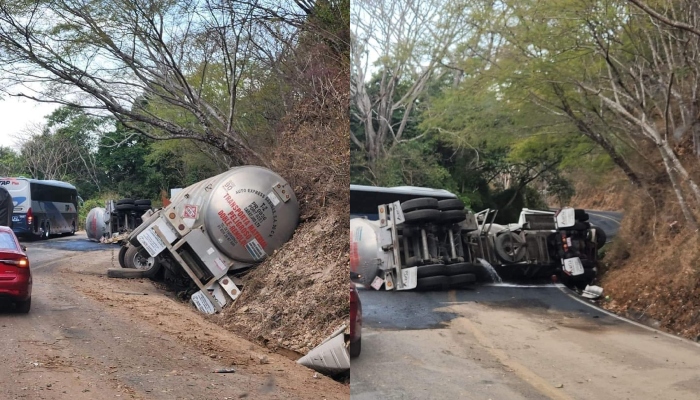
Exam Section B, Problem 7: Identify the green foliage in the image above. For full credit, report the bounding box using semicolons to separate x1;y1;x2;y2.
351;139;452;189
0;147;24;176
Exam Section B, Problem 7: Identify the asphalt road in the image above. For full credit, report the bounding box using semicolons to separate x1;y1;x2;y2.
351;285;700;400
586;211;623;242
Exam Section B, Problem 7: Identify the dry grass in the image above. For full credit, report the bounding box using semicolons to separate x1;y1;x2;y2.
573;162;700;340
215;64;350;355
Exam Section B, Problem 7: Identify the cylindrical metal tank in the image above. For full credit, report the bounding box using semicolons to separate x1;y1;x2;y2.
164;166;299;263
350;218;383;287
86;207;108;241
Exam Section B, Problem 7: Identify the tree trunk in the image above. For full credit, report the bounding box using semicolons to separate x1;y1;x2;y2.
659;146;698;231
659;141;700;205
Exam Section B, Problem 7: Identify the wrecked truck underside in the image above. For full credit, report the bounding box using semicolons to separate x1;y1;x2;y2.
107;166;300;313
350;197;605;291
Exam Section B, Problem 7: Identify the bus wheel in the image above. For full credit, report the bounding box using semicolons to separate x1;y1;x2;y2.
43;222;50;240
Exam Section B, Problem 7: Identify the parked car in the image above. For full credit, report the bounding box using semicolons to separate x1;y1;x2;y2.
0;226;31;313
350;273;362;358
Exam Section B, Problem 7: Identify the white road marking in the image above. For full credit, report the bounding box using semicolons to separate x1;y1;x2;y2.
557;285;700;348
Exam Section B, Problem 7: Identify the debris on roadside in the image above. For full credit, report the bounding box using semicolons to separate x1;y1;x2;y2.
297;325;350;375
214;368;236;374
581;285;604;299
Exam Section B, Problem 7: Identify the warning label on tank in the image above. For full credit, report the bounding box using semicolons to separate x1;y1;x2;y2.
245;238;266;261
216;192;269;256
183;204;198;219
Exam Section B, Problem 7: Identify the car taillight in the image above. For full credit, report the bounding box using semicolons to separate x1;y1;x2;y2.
27;208;33;225
1;257;28;268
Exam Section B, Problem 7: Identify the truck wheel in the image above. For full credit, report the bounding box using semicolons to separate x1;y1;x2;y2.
349;338;361;358
574;209;589;221
134;199;152;206
495;232;526;263
404;209;441;224
118;245;129;268
437;199;465;211
440;210;466;224
405;256;422;268
416;275;449;291
595;227;607;249
117;198;135;205
400;198;438;213
417;263;446;278
445;262;478;276
449;273;476;287
115;203;135;211
125;245;162;279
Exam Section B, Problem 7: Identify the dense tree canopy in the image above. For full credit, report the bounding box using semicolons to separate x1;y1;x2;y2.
351;0;700;225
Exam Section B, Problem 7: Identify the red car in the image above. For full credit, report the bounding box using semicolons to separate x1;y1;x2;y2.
0;226;31;313
350;277;362;358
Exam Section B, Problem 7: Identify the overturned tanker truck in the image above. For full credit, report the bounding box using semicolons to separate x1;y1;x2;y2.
350;195;606;291
104;166;299;313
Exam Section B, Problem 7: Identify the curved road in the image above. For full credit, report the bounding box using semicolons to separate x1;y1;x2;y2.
350;209;700;399
351;285;700;400
587;210;623;242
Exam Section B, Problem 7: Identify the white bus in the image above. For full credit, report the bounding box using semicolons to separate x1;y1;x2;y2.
0;177;81;239
350;184;458;220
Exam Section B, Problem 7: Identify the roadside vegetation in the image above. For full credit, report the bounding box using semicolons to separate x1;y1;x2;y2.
0;0;349;354
351;0;700;339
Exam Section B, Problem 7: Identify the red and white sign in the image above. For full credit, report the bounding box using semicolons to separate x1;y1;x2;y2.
183;204;198;219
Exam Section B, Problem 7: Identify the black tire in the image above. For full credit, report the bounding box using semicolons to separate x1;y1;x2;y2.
350;338;361;358
494;232;527;263
401;198;438;213
115;203;135;211
416;275;450;291
574;209;589;221
417;263;446;278
117;198;135;205
570;221;590;230
42;222;50;240
405;256;422;268
15;297;31;313
449;273;476;287
134;199;152;206
440;210;467;224
125;245;162;279
107;268;147;279
118;245;129;268
135;205;152;212
404;209;441;224
445;262;479;276
595;227;607;249
437;198;465;211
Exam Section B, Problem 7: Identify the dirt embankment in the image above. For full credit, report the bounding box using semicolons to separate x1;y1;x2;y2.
570;166;700;341
216;63;350;355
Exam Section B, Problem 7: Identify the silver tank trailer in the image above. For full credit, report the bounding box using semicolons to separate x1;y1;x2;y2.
350;218;385;287
85;207;108;241
155;166;299;264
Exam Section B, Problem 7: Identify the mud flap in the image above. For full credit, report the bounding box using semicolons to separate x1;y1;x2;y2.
396;267;417;291
562;257;584;276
